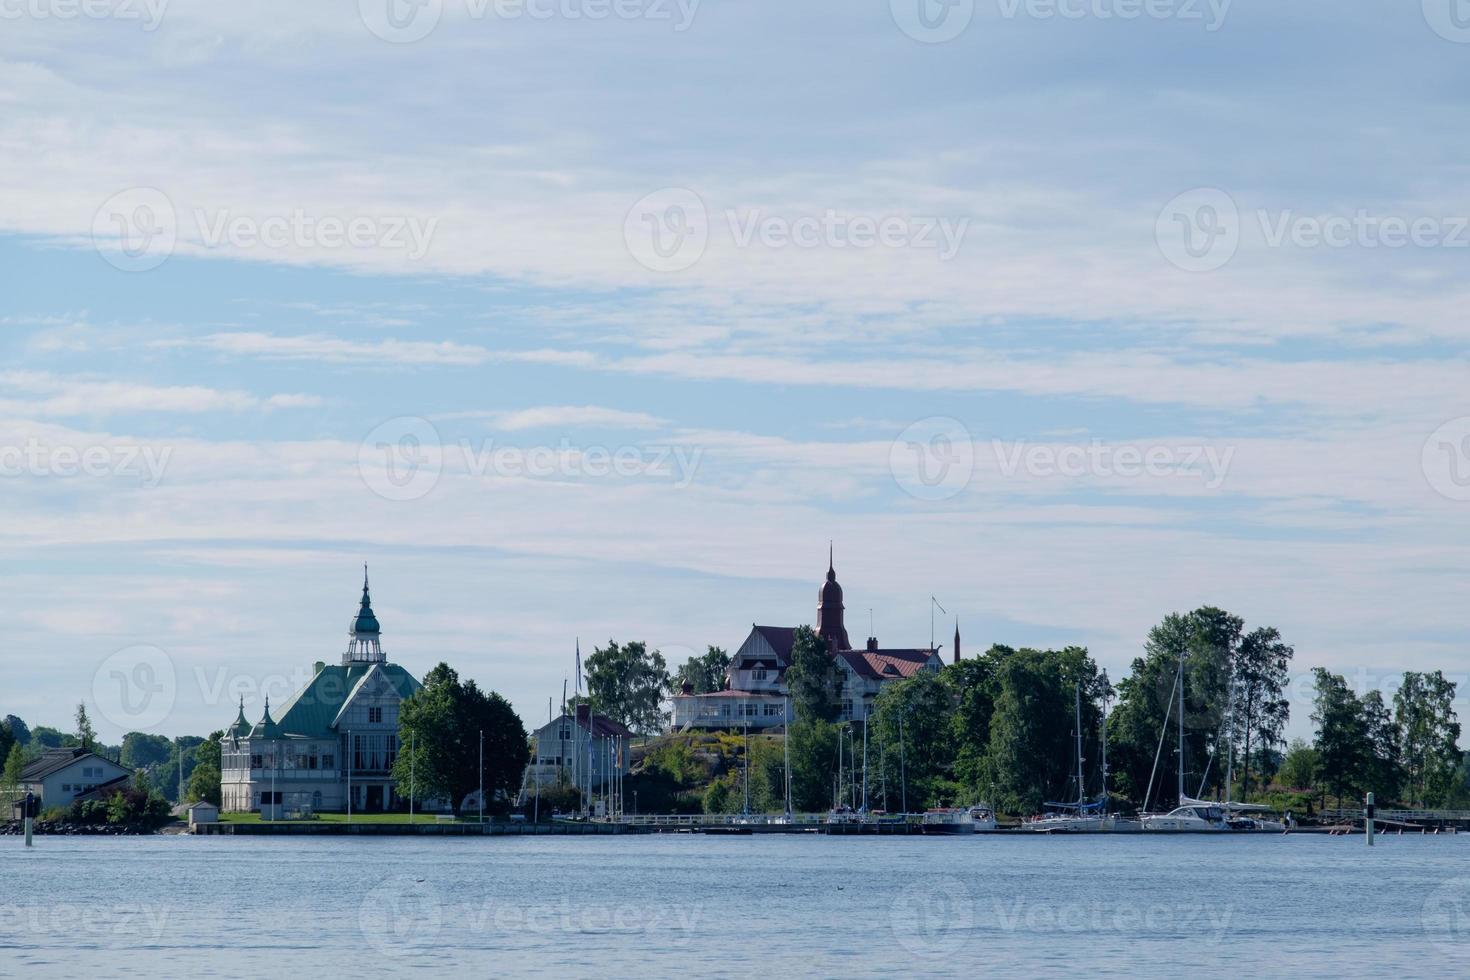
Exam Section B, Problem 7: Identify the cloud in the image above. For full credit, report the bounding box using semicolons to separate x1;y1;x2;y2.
0;371;319;416
461;405;668;432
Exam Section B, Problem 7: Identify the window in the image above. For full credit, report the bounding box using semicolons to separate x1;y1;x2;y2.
322;754;334;770
752;667;768;681
368;706;383;724
62;784;71;792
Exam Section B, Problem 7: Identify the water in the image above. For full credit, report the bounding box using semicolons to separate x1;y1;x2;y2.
3;833;1469;978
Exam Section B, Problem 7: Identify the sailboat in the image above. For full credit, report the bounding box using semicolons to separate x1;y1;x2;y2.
1027;683;1138;832
1140;649;1230;832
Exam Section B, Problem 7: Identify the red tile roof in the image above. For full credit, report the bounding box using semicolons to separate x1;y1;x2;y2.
835;649;937;681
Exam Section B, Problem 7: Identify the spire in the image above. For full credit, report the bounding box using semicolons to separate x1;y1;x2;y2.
953;617;961;664
345;565;385;664
231;696;252;738
817;543;850;651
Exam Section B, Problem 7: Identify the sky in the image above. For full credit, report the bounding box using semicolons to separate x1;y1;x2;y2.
3;0;1470;745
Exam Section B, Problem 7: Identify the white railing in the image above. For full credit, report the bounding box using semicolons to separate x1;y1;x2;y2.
1319;808;1470;822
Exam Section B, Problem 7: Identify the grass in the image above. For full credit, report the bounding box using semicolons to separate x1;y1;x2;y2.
220;811;481;825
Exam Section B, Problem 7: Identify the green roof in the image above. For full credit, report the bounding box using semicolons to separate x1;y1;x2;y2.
230;700;253;738
268;662;422;739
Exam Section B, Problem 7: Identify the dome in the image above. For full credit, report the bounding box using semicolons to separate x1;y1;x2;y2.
352;567;381;636
249;699;283;740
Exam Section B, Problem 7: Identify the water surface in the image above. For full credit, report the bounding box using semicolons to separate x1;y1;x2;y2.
4;833;1468;977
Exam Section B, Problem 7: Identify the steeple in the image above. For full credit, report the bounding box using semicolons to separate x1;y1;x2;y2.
953;618;961;664
816;543;851;651
249;697;283;740
230;696;252;738
344;564;386;664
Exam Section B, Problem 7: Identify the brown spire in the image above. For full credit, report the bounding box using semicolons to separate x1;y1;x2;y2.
953;618;961;664
817;544;851;651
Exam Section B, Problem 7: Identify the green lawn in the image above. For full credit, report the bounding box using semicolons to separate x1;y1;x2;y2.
220;811;481;825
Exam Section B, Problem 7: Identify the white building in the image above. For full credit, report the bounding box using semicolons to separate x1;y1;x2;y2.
18;748;133;808
671;551;947;731
220;569;424;815
524;705;634;795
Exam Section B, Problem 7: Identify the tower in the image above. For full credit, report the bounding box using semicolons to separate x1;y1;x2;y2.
816;543;851;651
344;564;385;665
953;618;961;664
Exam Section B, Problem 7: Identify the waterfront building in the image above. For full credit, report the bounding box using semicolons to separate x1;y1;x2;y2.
219;570;423;815
670;550;946;731
524;705;634;796
18;748;132;807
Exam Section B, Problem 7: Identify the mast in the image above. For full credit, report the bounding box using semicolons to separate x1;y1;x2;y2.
862;711;869;812
1177;648;1186;806
1074;683;1085;809
1100;681;1111;816
783;695;792;815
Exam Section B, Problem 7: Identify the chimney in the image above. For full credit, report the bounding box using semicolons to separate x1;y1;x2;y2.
866;636;878;651
314;661;326;674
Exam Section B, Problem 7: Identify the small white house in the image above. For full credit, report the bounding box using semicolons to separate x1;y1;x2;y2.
19;749;133;808
187;801;220;827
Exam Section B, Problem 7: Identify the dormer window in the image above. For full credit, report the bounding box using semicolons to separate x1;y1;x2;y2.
368;706;383;724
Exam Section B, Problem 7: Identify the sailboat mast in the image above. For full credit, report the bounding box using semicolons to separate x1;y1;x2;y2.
1074;682;1085;809
1100;685;1111;816
1176;649;1186;806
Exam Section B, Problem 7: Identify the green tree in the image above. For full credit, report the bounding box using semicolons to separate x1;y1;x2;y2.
872;672;956;809
1310;668;1368;806
2;715;28;747
983;647;1104;814
75;703;97;753
185;732;223;806
30;726;76;749
392;663;530;814
673;647;730;695
1230;626;1292;798
1276;738;1318;791
1360;691;1403;801
1394;671;1462;807
944;652;1002;795
3;742;24;792
0;721;13;773
785;716;838;811
784;625;841;723
120;732;172;769
585;640;671;735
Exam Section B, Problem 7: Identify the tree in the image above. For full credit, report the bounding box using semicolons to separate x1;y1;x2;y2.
1360;691;1402;801
585;640;671;735
0;721;12;774
871;672;956;809
75;703;97;753
186;732;223;806
673;647;730;695
1276;738;1318;791
392;663;530;815
2;715;28;747
29;726;75;749
944;651;1002;794
1230;626;1292;798
120;732;173;770
784;626;842;723
1310;668;1368;806
1394;671;1462;807
983;647;1104;814
785;716;838;811
3;742;24;792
